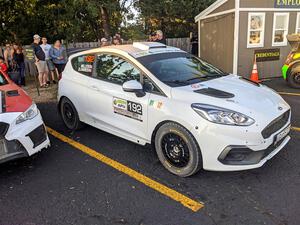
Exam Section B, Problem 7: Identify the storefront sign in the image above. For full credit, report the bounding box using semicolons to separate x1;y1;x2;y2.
255;49;280;62
275;0;300;8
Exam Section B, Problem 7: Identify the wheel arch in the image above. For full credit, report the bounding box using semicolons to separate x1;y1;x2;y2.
57;96;79;118
150;119;200;150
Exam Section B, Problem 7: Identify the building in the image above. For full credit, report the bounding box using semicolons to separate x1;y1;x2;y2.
195;0;300;78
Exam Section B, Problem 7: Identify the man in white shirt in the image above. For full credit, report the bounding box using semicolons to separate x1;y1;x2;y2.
40;37;58;84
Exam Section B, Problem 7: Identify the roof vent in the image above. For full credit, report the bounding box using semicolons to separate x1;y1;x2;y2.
133;42;166;51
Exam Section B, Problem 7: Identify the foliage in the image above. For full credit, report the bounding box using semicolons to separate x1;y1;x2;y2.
0;0;215;45
134;0;215;38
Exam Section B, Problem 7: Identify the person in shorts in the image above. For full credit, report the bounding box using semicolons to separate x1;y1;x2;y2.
40;37;58;84
32;34;49;88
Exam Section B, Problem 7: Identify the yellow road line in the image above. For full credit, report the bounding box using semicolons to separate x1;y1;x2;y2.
292;127;300;132
278;92;300;97
46;126;204;212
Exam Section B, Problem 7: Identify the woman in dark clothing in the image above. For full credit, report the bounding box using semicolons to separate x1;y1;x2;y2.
13;46;25;86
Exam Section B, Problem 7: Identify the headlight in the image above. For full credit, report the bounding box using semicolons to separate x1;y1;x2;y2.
16;104;39;124
191;103;255;126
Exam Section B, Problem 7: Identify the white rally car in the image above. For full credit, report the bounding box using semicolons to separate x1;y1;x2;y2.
0;71;50;163
58;42;291;177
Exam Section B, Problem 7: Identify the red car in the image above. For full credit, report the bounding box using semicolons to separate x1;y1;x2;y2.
0;71;50;163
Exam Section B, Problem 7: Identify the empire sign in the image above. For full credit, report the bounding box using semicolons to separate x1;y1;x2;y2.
275;0;300;8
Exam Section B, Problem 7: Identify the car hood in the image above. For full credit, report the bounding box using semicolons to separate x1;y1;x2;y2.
0;85;32;114
171;75;290;122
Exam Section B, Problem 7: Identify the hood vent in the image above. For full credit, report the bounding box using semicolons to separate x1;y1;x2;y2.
194;88;235;99
6;90;19;97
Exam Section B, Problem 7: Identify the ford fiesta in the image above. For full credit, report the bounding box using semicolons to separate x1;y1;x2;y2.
0;71;50;163
58;42;291;177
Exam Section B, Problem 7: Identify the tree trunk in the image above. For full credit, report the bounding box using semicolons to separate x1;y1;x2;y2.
100;6;110;38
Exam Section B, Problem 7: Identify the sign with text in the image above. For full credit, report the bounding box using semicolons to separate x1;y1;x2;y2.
275;0;300;8
255;49;280;62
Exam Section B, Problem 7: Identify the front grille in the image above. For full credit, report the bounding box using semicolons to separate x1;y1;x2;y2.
262;110;290;139
0;122;9;137
26;125;47;148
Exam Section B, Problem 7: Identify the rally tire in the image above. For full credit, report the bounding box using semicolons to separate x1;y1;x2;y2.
60;98;84;130
287;66;300;89
154;122;202;177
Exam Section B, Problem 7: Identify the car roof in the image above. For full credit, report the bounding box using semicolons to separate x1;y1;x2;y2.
71;42;185;59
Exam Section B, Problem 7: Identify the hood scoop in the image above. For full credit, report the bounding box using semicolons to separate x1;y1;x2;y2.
6;90;19;97
194;88;235;99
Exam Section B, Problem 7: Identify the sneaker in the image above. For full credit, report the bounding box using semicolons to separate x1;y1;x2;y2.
47;81;51;85
53;80;57;84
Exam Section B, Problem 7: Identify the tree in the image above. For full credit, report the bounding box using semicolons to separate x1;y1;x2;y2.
0;0;130;44
134;0;216;38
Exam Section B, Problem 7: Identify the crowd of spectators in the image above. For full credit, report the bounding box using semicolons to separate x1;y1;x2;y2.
0;30;168;88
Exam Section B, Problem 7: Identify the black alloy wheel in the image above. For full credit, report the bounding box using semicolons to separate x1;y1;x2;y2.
161;133;190;168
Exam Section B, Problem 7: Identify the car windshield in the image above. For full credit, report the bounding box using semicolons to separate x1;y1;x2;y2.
137;52;227;87
0;72;8;86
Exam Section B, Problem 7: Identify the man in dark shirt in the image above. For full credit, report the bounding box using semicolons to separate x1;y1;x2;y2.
32;34;49;88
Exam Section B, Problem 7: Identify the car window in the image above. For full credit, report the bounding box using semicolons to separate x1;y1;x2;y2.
71;54;95;76
138;52;227;87
95;54;141;85
0;73;8;86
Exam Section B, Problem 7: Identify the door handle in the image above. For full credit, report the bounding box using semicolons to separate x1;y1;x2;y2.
90;85;100;92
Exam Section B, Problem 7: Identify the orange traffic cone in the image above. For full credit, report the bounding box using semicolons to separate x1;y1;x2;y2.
250;55;260;83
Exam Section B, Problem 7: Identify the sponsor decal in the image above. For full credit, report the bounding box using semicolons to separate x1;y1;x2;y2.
191;83;203;89
255;49;280;62
78;64;93;73
113;97;143;122
85;55;95;63
275;0;300;8
149;99;163;109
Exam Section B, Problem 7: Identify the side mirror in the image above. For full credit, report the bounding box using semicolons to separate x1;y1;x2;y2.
122;80;146;97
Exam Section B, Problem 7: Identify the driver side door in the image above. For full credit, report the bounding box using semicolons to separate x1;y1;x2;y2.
87;53;150;144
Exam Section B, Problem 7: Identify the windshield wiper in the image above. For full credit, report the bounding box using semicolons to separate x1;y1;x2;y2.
162;80;190;85
186;74;227;82
185;77;207;82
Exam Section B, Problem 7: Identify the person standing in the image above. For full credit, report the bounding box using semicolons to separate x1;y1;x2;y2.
49;40;67;79
13;46;25;86
32;34;49;88
155;30;166;45
0;56;8;73
3;43;12;69
100;37;109;47
40;37;57;84
112;36;121;45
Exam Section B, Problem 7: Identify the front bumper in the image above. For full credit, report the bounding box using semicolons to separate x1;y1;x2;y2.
0;111;50;163
191;111;291;171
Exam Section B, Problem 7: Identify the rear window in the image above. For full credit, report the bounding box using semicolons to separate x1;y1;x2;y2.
0;73;8;86
71;54;95;76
